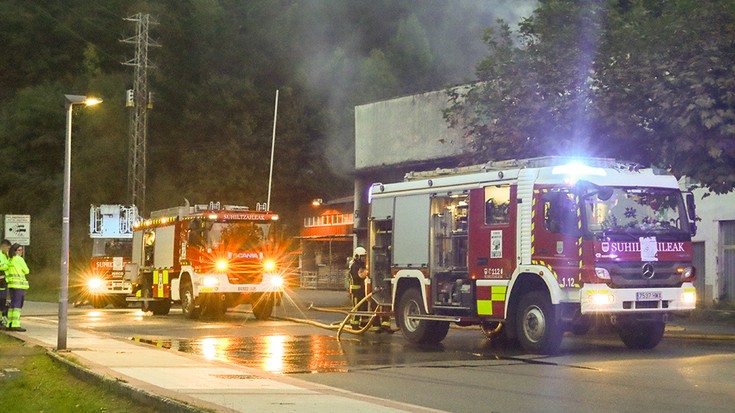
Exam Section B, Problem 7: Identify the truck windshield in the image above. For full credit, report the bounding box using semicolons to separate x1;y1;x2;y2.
92;238;132;257
205;222;271;250
583;188;689;235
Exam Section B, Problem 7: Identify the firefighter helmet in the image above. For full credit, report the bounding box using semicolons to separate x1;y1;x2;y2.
354;246;367;257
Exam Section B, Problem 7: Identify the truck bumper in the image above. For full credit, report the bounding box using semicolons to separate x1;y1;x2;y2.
88;280;132;295
195;272;285;295
580;282;696;314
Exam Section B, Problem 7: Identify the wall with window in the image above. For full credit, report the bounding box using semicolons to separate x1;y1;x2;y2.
688;185;735;304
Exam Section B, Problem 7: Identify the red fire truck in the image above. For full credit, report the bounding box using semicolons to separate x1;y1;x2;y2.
367;157;697;353
86;205;138;308
125;202;284;319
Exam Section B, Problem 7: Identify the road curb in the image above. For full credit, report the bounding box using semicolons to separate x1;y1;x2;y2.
47;350;209;413
664;333;735;341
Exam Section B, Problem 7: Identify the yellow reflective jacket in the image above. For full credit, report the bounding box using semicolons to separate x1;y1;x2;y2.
0;251;10;288
7;255;29;289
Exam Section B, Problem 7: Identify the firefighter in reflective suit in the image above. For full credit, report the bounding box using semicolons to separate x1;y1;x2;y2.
348;247;368;329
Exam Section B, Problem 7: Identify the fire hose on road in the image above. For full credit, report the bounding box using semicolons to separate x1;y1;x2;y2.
275;292;388;339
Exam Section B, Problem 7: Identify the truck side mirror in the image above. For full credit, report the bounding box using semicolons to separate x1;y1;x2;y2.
685;192;697;237
685;193;696;221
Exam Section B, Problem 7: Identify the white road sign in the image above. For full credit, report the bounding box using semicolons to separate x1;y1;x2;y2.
5;214;31;245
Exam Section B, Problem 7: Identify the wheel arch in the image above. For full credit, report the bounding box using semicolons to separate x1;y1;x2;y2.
172;271;191;301
392;270;430;313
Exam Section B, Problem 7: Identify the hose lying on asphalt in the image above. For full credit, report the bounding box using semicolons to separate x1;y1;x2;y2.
274;293;378;339
306;304;351;315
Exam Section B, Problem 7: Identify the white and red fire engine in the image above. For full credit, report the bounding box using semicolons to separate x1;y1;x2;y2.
367;157;697;353
125;202;284;319
86;204;138;308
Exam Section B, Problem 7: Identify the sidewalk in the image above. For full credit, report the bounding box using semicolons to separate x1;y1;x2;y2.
4;303;442;413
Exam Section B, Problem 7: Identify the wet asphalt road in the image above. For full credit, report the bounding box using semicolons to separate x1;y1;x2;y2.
24;289;735;412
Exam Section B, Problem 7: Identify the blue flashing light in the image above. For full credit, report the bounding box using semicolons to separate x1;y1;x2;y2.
551;162;607;178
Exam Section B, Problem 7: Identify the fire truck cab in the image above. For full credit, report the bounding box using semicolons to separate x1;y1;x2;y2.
87;205;138;308
368;157;697;353
126;202;284;319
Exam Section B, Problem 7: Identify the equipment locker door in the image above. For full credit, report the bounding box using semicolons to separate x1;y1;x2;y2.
469;185;516;280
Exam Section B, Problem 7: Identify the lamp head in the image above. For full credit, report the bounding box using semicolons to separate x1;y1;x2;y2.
65;94;103;107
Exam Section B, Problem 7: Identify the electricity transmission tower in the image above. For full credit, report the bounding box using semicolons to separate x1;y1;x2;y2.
123;13;159;214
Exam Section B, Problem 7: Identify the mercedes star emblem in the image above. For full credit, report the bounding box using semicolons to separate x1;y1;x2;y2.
641;263;655;280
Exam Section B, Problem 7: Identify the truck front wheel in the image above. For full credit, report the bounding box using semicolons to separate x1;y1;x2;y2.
252;294;274;320
396;287;449;344
91;295;107;309
617;321;665;350
180;280;200;319
516;291;563;354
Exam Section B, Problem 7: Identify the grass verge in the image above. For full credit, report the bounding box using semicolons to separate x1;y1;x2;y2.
0;334;163;413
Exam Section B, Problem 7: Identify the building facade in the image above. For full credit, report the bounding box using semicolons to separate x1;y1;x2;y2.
298;196;355;290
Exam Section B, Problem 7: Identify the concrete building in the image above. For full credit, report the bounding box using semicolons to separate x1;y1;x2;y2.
353;88;471;239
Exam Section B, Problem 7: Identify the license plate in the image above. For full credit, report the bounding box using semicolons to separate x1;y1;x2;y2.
237;286;256;292
636;291;662;301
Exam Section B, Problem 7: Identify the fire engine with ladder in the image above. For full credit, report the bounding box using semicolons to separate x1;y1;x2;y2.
366;157;697;353
86;205;138;308
125;201;284;319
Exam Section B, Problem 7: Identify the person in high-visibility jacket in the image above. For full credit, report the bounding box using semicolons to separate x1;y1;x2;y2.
0;239;10;328
6;243;29;332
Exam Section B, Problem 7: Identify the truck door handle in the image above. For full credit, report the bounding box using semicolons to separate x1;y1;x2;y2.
477;257;488;265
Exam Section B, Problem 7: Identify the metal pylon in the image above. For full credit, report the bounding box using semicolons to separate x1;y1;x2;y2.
123;13;159;215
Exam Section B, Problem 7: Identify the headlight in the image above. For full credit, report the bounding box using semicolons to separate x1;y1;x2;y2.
263;260;276;272
594;267;611;280
677;266;695;280
215;259;228;272
201;276;220;287
681;289;696;304
269;274;284;288
87;278;104;291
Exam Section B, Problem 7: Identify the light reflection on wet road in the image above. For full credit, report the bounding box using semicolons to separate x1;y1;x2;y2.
131;333;472;374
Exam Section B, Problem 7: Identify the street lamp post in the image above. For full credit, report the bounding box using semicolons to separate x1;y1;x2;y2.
58;94;102;351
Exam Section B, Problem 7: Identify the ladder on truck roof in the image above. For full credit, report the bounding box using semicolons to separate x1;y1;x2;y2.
90;205;138;238
149;201;252;220
403;156;640;181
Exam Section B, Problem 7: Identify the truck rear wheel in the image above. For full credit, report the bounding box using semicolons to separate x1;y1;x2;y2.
617;321;665;350
151;299;172;316
396;287;449;344
180;281;200;319
142;288;171;316
252;294;274;320
516;291;563;354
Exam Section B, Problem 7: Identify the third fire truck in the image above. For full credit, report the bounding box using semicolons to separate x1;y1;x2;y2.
87;204;137;308
125;202;284;319
367;157;697;353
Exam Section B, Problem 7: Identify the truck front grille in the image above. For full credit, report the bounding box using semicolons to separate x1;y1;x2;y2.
607;262;683;288
227;272;263;285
